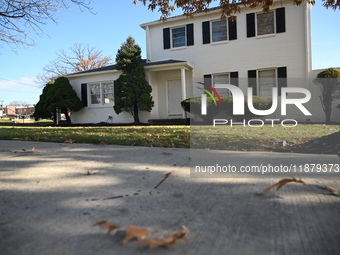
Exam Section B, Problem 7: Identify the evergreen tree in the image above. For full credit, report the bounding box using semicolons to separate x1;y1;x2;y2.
33;77;83;124
114;36;154;124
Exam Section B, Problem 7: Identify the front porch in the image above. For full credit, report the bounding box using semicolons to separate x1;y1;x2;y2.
144;59;193;120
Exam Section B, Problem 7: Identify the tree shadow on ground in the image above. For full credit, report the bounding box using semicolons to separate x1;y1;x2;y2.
0;141;339;255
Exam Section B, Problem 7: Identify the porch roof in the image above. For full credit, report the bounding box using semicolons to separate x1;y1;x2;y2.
65;59;193;78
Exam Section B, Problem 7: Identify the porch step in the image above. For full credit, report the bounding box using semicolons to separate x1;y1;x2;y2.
148;118;189;125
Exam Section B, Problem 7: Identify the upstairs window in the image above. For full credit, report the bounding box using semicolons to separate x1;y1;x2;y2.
246;7;285;38
163;24;194;49
257;12;275;36
202;19;237;44
211;20;228;42
172;26;186;48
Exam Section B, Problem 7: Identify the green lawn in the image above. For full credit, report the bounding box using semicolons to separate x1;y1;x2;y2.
190;125;340;152
0;120;339;152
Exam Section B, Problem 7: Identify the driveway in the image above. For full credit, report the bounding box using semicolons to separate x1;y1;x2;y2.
0;141;339;255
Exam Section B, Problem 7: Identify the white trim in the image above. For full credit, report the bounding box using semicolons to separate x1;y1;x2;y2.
65;69;120;78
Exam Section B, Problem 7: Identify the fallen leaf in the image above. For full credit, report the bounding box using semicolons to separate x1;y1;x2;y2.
22;147;35;152
87;170;100;175
122;225;148;245
103;195;124;200
64;139;75;143
322;185;340;197
161;152;173;155
257;178;307;195
94;221;119;234
139;225;189;250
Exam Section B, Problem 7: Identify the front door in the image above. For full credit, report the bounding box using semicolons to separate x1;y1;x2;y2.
167;79;182;117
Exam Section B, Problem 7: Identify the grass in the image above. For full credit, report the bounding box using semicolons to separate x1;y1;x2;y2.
190;125;340;152
0;119;339;152
0;124;190;148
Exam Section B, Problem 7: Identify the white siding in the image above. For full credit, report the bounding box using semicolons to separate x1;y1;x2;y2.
68;72;151;124
141;2;324;122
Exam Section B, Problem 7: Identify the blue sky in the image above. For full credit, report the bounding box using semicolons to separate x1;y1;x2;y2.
0;1;339;105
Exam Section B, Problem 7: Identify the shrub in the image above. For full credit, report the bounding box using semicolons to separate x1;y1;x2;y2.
181;95;272;122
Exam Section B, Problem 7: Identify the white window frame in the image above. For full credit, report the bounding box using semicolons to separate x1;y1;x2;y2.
212;73;231;97
211;19;229;43
171;25;186;48
256;11;276;37
88;81;115;107
257;68;277;98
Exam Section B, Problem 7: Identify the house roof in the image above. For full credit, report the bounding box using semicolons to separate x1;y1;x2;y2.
65;59;191;78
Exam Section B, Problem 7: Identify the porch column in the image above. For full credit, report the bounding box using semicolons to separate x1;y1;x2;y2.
180;68;186;118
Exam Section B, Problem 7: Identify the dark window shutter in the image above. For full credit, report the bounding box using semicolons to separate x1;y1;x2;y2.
230;72;239;87
228;19;237;40
246;13;256;38
204;74;212;86
186;23;194;46
248;70;257;95
277;67;287;96
81;83;88;107
202;21;211;44
203;74;212;95
276;7;286;33
163;28;170;49
113;80;117;104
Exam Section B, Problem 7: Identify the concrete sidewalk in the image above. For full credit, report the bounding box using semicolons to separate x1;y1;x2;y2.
0;141;339;255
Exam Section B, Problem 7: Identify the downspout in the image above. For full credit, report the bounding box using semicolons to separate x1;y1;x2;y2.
304;2;313;121
304;2;312;77
181;68;187;118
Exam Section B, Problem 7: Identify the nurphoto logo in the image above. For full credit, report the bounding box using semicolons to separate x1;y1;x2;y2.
197;82;312;127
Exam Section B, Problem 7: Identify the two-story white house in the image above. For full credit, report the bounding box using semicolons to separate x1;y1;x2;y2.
65;0;339;124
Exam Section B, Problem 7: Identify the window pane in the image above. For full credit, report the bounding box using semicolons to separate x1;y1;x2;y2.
90;84;101;104
90;84;100;95
172;27;186;48
257;12;274;36
91;95;101;104
213;74;230;97
102;82;114;104
212;20;228;42
258;69;276;98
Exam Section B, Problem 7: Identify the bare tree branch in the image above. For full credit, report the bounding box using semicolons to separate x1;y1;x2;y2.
0;0;93;48
36;43;112;84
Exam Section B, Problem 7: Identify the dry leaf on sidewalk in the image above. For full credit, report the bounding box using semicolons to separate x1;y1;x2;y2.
321;185;340;197
139;225;189;250
257;178;307;195
122;225;148;245
87;170;100;175
94;221;119;234
22;148;35;152
161;152;173;155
